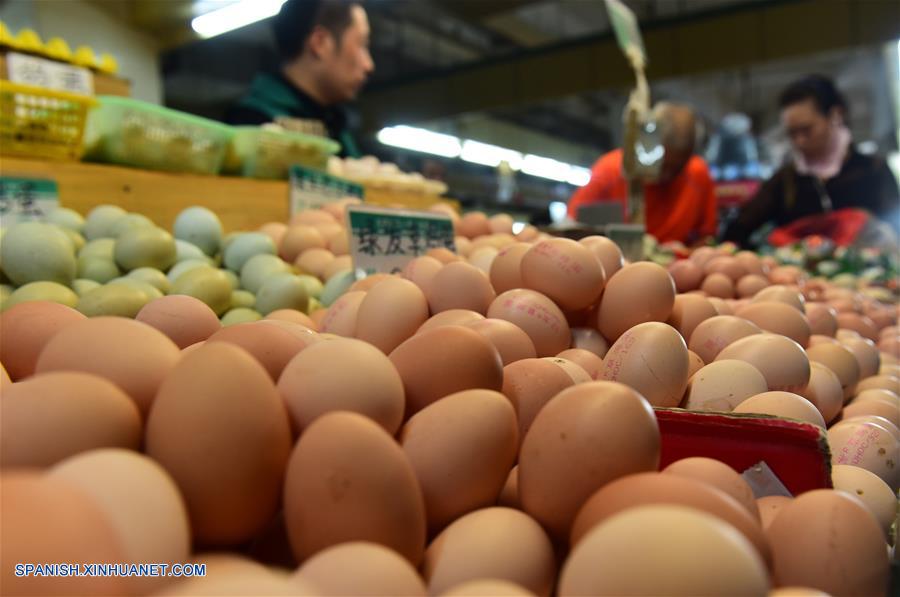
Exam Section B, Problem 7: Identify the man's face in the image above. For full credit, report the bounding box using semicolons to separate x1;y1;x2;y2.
321;6;374;102
782;98;833;162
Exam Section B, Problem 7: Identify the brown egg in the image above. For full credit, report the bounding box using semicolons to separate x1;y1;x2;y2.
424;507;556;597
0;300;85;381
319;290;366;337
690;246;718;268
498;466;520;509
259;221;288;246
841;337;881;379
280;225;326;262
560;505;768;597
278;337;405;435
163;567;313;596
402;255;444;295
427;262;496;315
206;321;310;380
442;579;535;596
454;236;472;257
519;238;605;311
266;309;318;330
556;348;603;379
716;334;810;393
134;295;221;349
323;255;353;280
685;350;705;379
855;374;900;394
145;343;292;547
465;318;536;365
769;265;805;285
35;316;180;417
704;256;747;282
349;272;392;292
753;285;805;311
852;388;899;406
597;263;675;341
766;490;888;595
878;335;900;358
735;251;767;276
489;243;530;294
662;457;760;521
732;391;826;427
736;301;811;347
701;272;735;298
570;472;771;567
418;309;485;333
797;362;843;423
600;322;690;407
579;236;624;279
468;246;500;275
0;363;9;388
543;356;591;384
570;327;609;357
294;248;335;279
804;303;838;337
736;274;770;298
1;372;141;468
459;212;491;239
288;209;336;228
356;277;429;354
836;313;878;341
667;294;718;343
294;541;426;596
667;260;704;293
806;343;860;400
831;464;896;540
283;412;426;563
689;315;762;364
49;449;190;594
488;213;514;234
1;473;129;596
708;296;734;316
828;421;899;489
390;325;503;416
325;228;349;256
402;390;518;533
757;495;791;531
841;398;899;428
426;247;461;264
501;358;575;446
807;334;840;346
683;360;768;412
487;289;570;357
519;382;659;539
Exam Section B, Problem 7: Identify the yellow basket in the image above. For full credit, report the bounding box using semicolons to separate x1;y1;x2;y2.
0;80;96;161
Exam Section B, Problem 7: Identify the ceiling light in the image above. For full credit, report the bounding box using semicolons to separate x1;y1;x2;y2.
521;154;572;182
461;140;523;170
567;166;592;187
192;0;286;39
376;126;462;158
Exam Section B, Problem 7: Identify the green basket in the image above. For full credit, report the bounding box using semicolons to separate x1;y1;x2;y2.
84;96;234;175
225;126;340;179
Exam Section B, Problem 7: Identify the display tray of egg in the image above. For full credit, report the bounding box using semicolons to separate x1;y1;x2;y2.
1;201;898;596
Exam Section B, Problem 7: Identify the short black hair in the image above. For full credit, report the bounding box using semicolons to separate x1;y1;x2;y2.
273;0;361;62
778;74;849;119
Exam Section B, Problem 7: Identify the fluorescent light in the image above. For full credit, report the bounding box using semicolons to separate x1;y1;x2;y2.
192;0;286;39
511;222;526;235
376;126;461;158
567;166;592;187
461;140;523;170
522;154;572;182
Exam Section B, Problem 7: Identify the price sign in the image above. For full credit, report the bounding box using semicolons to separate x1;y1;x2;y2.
0;177;60;226
347;204;455;276
289;164;363;214
6;52;93;96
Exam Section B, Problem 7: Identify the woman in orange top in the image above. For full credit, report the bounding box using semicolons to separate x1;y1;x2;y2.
568;103;718;245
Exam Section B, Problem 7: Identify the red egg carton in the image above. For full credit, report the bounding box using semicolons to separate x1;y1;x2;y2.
654;408;832;496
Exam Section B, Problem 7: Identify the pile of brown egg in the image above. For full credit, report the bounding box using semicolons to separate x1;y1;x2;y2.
1;204;898;597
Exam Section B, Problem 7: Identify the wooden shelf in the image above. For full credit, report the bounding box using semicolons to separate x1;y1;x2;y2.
0;157;290;232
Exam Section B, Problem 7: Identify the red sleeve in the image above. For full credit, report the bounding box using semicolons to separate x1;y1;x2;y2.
568;154;616;219
693;158;718;238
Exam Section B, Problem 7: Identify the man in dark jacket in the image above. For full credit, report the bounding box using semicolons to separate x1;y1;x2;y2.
723;75;899;247
225;0;374;157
